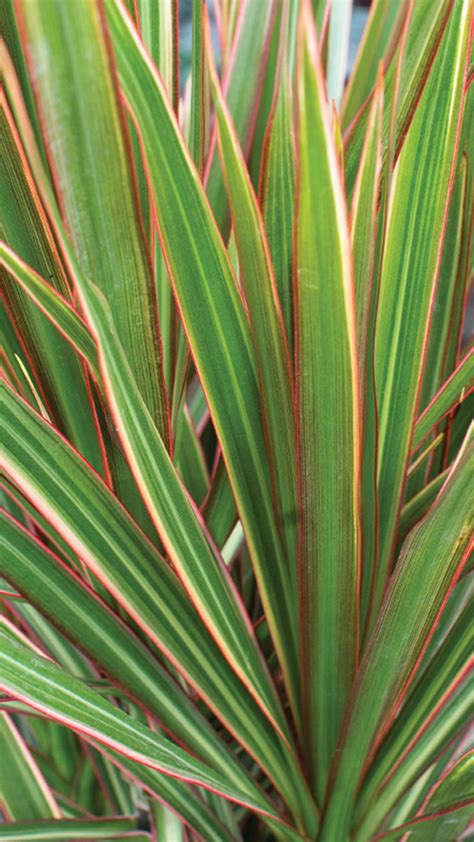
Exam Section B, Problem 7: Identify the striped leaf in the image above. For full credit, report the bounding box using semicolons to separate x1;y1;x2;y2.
371;0;471;619
0;712;61;820
104;0;303;727
0;632;282;822
209;44;298;596
1;98;103;473
1;244;99;381
0;383;313;832
295;4;361;801
0;818;145;841
412;349;474;452
0;509;279;814
65;274;291;748
319;424;473;840
18;0;169;443
259;4;296;358
350;75;384;634
342;0;407;129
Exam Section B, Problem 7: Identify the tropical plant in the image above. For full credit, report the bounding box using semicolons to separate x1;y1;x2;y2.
1;0;473;839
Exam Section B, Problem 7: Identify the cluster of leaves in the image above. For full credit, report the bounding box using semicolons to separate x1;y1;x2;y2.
1;0;473;839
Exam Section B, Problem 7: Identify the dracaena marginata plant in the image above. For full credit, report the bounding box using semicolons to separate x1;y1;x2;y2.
0;0;473;839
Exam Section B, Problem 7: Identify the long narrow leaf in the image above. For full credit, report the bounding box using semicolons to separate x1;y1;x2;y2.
0;384;312;830
18;0;169;443
319;424;473;840
295;3;361;800
355;602;471;830
342;0;406;129
350;75;384;634
0;510;280;814
0;817;143;841
104;0;303;728
259;10;296;354
1;97;103;473
66;275;291;748
412;349;474;452
371;0;470;619
0;632;282;822
0;712;61;820
209;44;298;595
1;244;99;381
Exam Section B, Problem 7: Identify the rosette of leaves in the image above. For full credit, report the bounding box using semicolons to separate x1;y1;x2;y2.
1;0;473;839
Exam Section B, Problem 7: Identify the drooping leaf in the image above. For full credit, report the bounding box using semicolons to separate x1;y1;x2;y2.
0;509;279;815
0;632;284;825
0;383;313;831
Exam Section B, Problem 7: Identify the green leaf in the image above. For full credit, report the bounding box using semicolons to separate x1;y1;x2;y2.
371;0;471;620
295;6;361;801
344;0;453;200
342;0;407;129
189;0;205;175
0;383;312;831
350;75;383;634
259;4;296;357
0;632;283;824
319;423;473;840
18;0;169;443
0;818;144;841
412;349;474;452
204;0;276;230
354;602;471;835
1;244;99;382
0;509;278;814
398;470;449;541
1;0;44;160
382;751;473;842
209;46;298;597
137;0;178;398
137;0;177;106
174;403;209;504
0;712;61;820
202;458;237;548
355;677;471;840
63;276;293;753
1;99;103;473
94;748;240;842
104;0;303;730
416;158;468;416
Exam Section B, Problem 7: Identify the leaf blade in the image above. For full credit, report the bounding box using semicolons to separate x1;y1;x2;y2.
319;424;473;840
18;0;169;442
295;5;361;800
